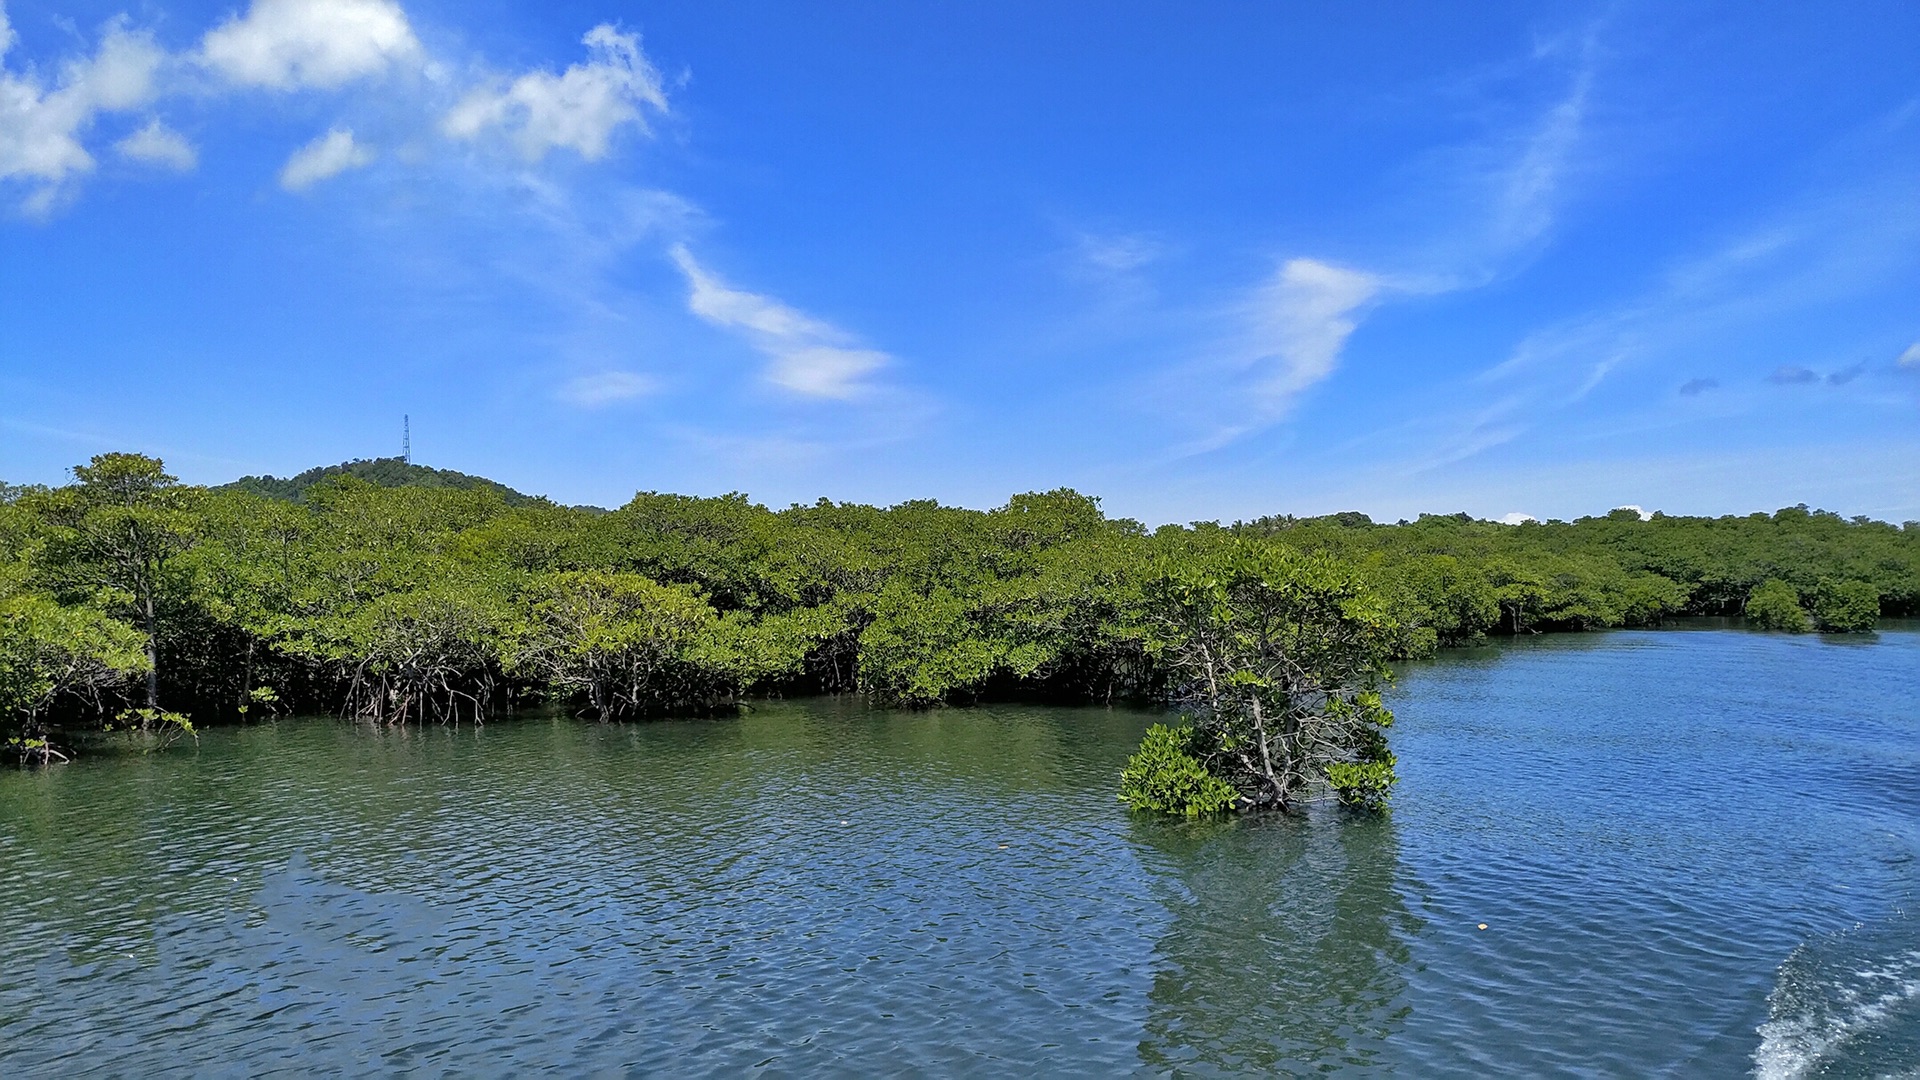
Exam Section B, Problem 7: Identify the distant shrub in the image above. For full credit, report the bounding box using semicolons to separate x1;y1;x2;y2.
1812;580;1880;633
1745;579;1810;632
1119;723;1239;816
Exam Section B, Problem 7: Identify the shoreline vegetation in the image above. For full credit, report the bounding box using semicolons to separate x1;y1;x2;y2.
3;454;1914;808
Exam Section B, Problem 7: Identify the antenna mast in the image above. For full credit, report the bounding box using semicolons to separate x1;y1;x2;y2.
403;415;411;464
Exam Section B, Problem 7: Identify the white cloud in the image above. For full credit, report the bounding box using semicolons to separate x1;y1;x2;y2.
1150;34;1601;456
1075;232;1161;275
1161;256;1384;455
1390;29;1600;294
557;370;656;407
670;244;891;399
115;119;196;171
70;24;163;113
1246;258;1381;404
1899;342;1920;369
4;6;665;211
1484;66;1591;259
444;25;666;162
279;127;372;191
1389;164;1920;481
0;13;165;202
200;0;418;91
1499;512;1537;525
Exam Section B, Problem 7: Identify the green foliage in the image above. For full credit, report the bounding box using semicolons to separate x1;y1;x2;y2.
1237;502;1916;625
0;592;150;763
23;453;201;709
1140;541;1399;813
1745;579;1810;632
224;457;541;506
1324;727;1397;811
238;686;280;717
1812;580;1880;633
1119;723;1240;815
5;451;1915;770
111;706;198;752
285;578;517;724
857;583;1007;705
1368;553;1496;654
513;570;808;717
1325;758;1397;810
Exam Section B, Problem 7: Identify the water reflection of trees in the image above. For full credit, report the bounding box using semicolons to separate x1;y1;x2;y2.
1132;810;1419;1073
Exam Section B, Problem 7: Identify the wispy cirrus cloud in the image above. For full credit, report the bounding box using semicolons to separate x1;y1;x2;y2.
1244;258;1381;407
1153;257;1382;456
668;244;892;400
1072;231;1163;277
1422;40;1598;285
556;370;656;407
1157;27;1601;455
1410;154;1920;471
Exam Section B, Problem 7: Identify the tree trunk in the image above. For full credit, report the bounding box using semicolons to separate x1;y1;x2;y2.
141;593;160;710
1249;698;1285;808
239;637;255;716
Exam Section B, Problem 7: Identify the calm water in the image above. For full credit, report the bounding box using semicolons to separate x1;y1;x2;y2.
2;626;1916;1076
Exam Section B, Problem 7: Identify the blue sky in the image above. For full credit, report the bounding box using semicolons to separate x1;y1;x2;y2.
2;0;1917;523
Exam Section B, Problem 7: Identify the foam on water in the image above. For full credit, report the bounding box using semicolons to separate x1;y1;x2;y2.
1755;912;1920;1079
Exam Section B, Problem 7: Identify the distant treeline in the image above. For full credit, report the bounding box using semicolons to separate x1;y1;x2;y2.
2;453;1912;760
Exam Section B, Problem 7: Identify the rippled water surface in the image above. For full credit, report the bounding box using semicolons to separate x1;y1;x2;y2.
3;626;1917;1076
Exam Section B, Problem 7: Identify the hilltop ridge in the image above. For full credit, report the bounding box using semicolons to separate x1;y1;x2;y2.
222;457;542;506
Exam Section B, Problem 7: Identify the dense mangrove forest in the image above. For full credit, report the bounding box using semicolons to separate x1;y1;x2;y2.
2;453;1914;798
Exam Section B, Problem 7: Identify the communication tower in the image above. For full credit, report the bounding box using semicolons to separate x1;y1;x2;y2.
403;416;411;464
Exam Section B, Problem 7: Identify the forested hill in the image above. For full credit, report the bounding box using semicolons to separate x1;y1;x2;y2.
222;458;541;506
